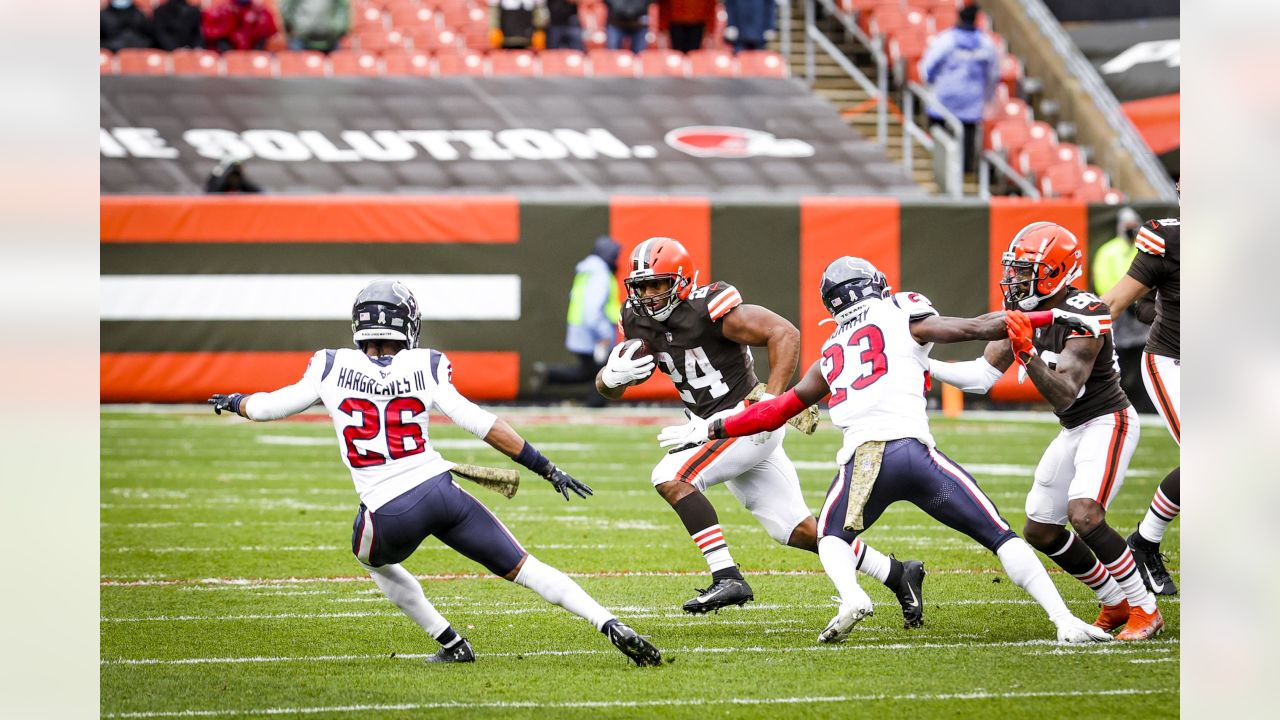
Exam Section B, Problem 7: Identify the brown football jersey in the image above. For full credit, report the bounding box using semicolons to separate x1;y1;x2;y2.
1127;217;1180;360
620;281;758;418
1033;287;1131;429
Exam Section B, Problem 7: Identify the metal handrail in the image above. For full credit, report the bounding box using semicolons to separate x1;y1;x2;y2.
905;81;964;198
813;0;888;145
777;0;792;66
980;149;1041;198
1016;0;1176;201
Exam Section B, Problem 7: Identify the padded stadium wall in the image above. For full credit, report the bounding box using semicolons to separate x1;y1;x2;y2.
101;195;1177;404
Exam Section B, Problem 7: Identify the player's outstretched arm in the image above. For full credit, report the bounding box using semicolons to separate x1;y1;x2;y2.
481;418;594;501
657;361;826;447
910;312;1007;344
1006;312;1101;413
1100;275;1153;320
720;304;801;395
927;340;1014;394
208;353;324;420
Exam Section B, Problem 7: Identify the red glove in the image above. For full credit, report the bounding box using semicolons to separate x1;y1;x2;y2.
1005;310;1037;367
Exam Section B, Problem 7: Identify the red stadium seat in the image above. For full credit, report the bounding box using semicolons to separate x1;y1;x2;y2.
852;0;905;33
987;116;1030;155
928;4;958;31
1053;142;1085;169
117;49;169;75
277;51;328;76
389;3;435;29
437;0;479;29
354;5;386;31
1078;164;1110;192
488;50;538;75
100;49;115;75
687;49;736;77
540;49;589;76
889;27;930;84
987;97;1031;123
1038;162;1084;198
435;50;486;75
383;49;434;76
409;27;459;51
640;49;687;77
358;28;407;52
870;8;926;41
1014;135;1060;179
999;54;1022;95
330;49;383;75
588;49;639;77
223;50;276;77
460;22;492;50
171;49;221;76
737;50;788;78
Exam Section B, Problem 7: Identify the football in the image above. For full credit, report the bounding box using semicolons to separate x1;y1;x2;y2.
619;338;656;383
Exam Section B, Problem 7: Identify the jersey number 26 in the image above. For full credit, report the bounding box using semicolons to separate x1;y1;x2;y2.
339;397;428;468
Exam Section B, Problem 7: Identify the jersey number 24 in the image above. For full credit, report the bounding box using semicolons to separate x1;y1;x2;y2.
822;325;888;406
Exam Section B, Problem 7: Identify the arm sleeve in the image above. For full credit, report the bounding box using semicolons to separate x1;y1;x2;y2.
430;354;499;438
243;351;326;421
720;389;808;436
927;357;1003;394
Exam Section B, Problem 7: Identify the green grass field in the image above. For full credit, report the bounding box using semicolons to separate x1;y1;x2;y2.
101;407;1179;718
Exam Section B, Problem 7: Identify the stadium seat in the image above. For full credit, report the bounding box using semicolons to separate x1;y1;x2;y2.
277;51;328;76
889;26;930;85
330;49;383;76
1014;135;1060;179
737;51;788;78
540;49;589;76
1053;142;1085;169
640;49;687;77
389;3;435;29
460;21;492;50
988;98;1031;123
687;49;736;77
488;50;538;76
223;50;276;77
410;28;459;51
987;116;1030;155
171;48;221;76
869;8;927;41
1077;164;1110;193
100;49;115;75
435;50;486;76
928;3;958;31
588;49;639;77
359;28;407;52
382;49;433;76
852;0;905;33
1038;162;1084;198
117;49;169;75
354;4;386;31
999;54;1023;95
437;0;479;30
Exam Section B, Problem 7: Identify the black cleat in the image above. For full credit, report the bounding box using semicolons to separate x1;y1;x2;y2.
425;638;475;663
893;560;926;629
1128;532;1177;596
682;576;754;614
604;621;662;667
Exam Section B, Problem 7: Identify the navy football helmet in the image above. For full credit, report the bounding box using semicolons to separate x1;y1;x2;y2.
820;257;890;324
352;280;421;349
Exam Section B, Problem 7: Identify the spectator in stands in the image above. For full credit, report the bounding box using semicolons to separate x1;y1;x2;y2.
605;0;655;53
205;158;263;194
152;0;204;50
490;0;548;50
101;0;156;52
723;0;774;52
1092;207;1154;413
658;0;715;53
529;236;623;407
546;0;584;51
281;0;350;53
203;0;279;52
919;3;999;173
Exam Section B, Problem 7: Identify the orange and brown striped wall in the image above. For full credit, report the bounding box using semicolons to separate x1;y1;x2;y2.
101;195;1176;404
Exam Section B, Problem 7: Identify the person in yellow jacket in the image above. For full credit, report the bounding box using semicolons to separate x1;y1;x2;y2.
531;236;622;406
1092;207;1154;413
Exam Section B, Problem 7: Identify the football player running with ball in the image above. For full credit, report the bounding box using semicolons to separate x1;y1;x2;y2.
658;257;1111;644
597;237;927;625
1102;217;1180;596
207;280;662;666
931;222;1164;640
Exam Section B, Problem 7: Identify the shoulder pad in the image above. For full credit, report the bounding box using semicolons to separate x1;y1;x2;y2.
892;291;938;319
1135;222;1168;257
313;349;337;381
698;282;743;322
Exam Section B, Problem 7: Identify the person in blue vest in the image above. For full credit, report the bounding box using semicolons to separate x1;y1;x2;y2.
919;3;1000;173
530;236;623;406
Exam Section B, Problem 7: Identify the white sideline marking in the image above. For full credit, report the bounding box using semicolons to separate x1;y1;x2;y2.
100;688;1170;717
103;638;1177;666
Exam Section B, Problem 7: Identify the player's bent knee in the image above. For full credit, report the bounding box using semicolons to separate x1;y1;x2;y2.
655;479;695;505
1066;500;1106;535
1021;520;1060;551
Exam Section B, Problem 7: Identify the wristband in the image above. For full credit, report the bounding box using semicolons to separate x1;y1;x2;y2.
708;418;726;440
228;393;246;415
1015;346;1038;366
514;441;554;477
1026;310;1053;328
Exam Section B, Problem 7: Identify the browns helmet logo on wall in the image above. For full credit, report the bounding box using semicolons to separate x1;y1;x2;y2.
664;126;816;159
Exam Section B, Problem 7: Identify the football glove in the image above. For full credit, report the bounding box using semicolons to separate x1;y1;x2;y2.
600;342;655;389
543;465;593;501
208;393;245;416
1051;308;1111;337
658;414;712;449
1005;311;1037;367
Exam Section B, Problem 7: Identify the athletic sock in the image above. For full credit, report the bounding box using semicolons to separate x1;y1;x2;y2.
1138;467;1180;545
673;491;737;574
1081;523;1158;613
850;538;896;586
514;555;616;631
363;562;453;641
818;536;873;610
1046;531;1126;606
996;537;1073;626
435;626;463;649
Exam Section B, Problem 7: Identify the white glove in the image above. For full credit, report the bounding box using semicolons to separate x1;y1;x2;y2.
1055;617;1112;644
1051;308;1111;337
658;414;711;448
600;341;655;389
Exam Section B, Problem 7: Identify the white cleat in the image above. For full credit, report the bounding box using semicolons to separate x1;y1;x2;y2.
1056;617;1113;644
818;598;875;644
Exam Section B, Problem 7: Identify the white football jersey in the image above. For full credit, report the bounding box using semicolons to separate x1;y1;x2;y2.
244;347;497;512
820;292;939;464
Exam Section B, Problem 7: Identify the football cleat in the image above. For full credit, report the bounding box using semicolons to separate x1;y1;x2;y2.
1092;599;1131;633
892;560;927;629
604;621;662;667
1115;606;1164;641
818;597;875;644
425;637;475;663
1128;532;1178;596
1056;618;1113;644
682;577;754;614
